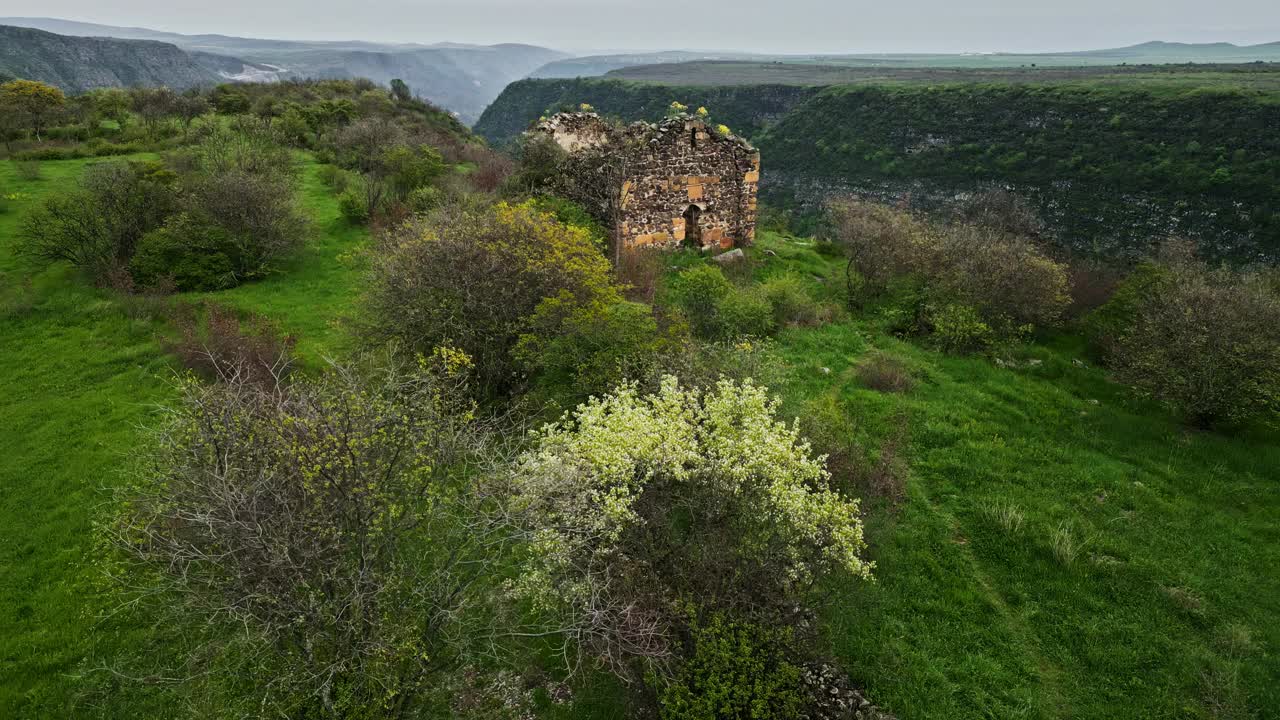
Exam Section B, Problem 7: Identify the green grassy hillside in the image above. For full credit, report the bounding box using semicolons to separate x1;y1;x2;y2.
3;155;1278;718
0;155;369;716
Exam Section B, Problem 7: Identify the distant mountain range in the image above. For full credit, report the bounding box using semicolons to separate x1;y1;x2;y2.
2;17;1277;124
0;17;568;123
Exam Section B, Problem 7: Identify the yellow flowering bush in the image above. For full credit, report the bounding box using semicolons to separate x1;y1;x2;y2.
363;200;619;395
510;376;872;675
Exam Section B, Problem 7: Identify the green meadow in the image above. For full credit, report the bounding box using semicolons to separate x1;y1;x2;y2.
2;157;1277;718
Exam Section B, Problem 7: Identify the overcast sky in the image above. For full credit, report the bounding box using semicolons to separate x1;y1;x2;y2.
6;0;1279;53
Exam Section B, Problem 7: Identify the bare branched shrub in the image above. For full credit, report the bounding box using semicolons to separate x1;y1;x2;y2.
931;224;1070;329
617;245;666;303
1104;242;1280;427
15;159;41;180
105;352;504;717
166;301;297;389
1065;257;1125;319
952;187;1044;239
19;160;176;280
828;197;932;299
830;197;1070;340
856;351;915;393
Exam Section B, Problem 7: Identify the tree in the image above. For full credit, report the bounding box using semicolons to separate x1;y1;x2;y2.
508;377;872;680
363;201;619;396
390;78;412;103
0;79;66;141
20;160;177;279
173;90;211;135
106;352;505;718
130;86;178;137
85;87;131;129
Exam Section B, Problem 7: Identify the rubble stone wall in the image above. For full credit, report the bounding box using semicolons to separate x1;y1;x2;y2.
537;112;760;251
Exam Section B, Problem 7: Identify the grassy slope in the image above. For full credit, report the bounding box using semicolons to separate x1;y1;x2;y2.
2;155;1278;719
196;156;368;365
750;231;1280;719
0;157;175;716
0;156;367;716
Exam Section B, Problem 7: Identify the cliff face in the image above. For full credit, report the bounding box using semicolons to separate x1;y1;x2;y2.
478;75;1280;263
0;25;221;92
474;78;820;147
759;84;1280;262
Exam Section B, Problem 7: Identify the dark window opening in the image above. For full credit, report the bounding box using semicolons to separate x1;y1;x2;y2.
690;128;699;149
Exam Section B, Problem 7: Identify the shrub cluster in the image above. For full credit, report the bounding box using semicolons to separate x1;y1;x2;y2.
830;197;1070;352
19;123;308;291
666;265;824;341
1093;242;1280;427
363;201;622;395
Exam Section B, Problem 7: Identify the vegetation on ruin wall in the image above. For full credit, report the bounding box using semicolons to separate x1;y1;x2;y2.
759;83;1280;259
473;78;820;146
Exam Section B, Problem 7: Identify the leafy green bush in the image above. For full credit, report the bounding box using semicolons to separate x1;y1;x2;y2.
659;615;806;720
364;201;619;395
315;163;348;190
529;195;608;249
15;161;41;181
667;264;776;340
130;213;237;291
516;294;662;402
927;303;996;354
717;287;776;338
338;187;370;224
761;273;822;327
1085;260;1173;357
406;185;444;213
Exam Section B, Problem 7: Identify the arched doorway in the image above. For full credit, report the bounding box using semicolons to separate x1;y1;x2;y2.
682;205;702;247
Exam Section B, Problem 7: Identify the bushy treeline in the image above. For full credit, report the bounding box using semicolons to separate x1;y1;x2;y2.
19;119;307;290
825;190;1280;428
829;191;1070;353
8;75;511;291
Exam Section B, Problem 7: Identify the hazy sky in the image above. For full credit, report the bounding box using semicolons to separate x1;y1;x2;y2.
6;0;1279;53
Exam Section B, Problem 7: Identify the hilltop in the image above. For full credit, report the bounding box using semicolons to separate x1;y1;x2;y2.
0;25;222;92
0;17;568;123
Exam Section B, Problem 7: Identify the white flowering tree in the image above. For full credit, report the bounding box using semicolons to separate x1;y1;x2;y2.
508;376;873;678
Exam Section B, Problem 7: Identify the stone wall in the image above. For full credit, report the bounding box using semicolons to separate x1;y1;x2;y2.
536;112;760;251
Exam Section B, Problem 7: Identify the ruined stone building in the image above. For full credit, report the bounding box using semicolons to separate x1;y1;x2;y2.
534;112;760;251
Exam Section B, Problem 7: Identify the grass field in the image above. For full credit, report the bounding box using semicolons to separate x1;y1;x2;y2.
752;232;1280;719
1;157;1278;718
0;155;369;716
606;60;1280;95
